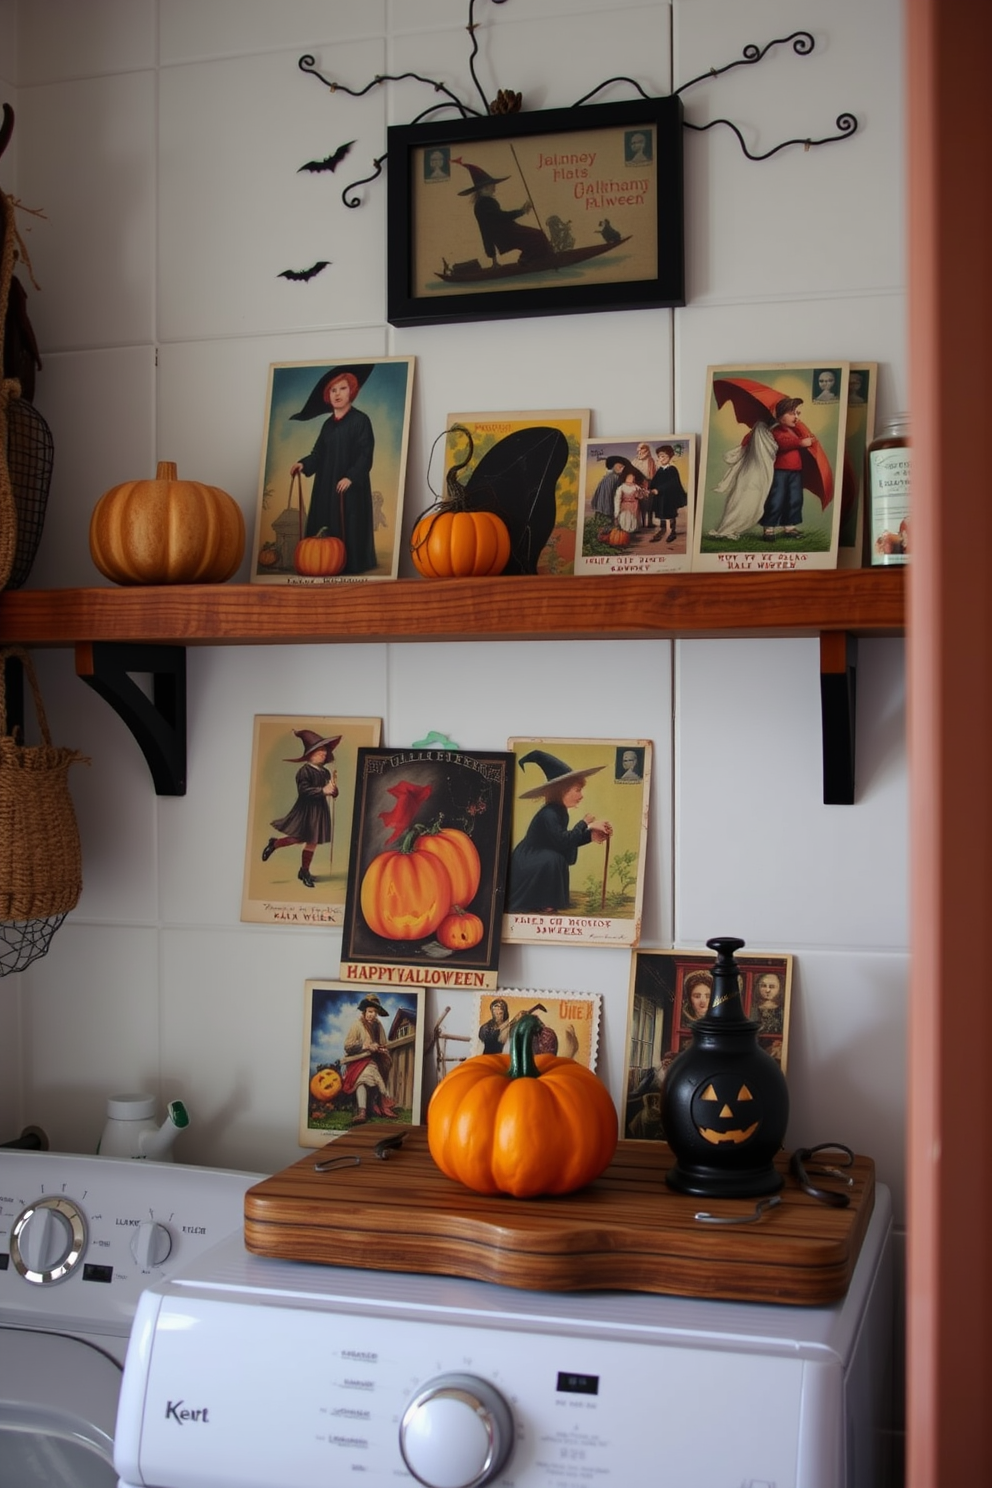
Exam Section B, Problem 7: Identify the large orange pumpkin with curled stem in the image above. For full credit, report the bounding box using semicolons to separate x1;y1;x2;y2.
410;506;510;579
427;1014;618;1197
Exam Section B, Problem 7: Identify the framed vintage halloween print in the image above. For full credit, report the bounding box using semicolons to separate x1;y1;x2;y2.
471;989;602;1070
251;356;415;585
574;434;695;574
339;747;515;992
241;714;382;925
503;737;652;947
386;95;685;327
623;948;793;1142
692;363;851;572
300;979;425;1147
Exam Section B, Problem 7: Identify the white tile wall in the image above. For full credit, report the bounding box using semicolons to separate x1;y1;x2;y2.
2;3;908;1418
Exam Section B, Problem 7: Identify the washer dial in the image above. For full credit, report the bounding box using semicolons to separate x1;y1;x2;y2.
11;1196;87;1284
399;1372;514;1488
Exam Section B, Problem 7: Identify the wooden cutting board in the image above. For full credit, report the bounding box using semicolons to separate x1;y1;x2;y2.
244;1128;875;1306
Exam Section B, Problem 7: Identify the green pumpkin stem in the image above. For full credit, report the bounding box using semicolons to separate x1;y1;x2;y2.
508;1013;542;1080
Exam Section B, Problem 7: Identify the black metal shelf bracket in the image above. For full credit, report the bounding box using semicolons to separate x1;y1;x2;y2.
820;632;857;805
75;641;187;796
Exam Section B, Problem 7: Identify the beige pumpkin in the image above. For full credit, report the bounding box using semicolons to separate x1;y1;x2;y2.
89;461;245;585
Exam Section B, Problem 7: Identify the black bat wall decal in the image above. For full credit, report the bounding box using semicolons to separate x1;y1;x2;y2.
278;261;330;282
298;140;354;173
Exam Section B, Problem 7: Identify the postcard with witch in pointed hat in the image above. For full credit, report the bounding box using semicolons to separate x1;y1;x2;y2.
241;714;381;925
692;362;851;572
339;747;515;993
503;737;652;947
251;356;415;585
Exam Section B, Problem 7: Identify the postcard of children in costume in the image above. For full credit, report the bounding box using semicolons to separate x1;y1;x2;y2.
442;409;590;575
574;435;695;574
300;980;425;1147
503;737;652;947
692;363;851;572
471;989;602;1071
836;363;878;568
251;356;415;585
241;715;382;926
339;748;515;992
623;948;793;1141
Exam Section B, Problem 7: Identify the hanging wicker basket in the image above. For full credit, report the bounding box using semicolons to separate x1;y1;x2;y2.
0;646;88;974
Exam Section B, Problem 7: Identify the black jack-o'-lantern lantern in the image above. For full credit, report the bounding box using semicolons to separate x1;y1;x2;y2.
661;937;789;1198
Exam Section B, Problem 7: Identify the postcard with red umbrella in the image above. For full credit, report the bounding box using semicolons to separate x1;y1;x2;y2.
692;363;851;572
339;747;515;993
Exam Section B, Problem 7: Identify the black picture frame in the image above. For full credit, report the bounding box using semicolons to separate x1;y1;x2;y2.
386;95;684;328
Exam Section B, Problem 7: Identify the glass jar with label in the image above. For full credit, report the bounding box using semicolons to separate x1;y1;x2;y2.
866;413;910;565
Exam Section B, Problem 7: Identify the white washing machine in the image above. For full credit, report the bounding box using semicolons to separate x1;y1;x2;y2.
114;1183;894;1488
0;1150;261;1488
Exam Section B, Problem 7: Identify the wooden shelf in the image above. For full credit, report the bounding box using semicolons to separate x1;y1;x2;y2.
0;570;905;801
0;569;904;647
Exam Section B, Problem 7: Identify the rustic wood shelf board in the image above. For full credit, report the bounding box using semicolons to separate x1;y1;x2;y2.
0;571;903;647
244;1127;875;1306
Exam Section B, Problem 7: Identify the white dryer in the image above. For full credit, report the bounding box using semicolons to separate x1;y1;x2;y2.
0;1150;260;1488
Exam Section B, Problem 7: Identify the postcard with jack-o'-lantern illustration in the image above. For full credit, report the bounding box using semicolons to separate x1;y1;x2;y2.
339;747;515;993
503;737;652;947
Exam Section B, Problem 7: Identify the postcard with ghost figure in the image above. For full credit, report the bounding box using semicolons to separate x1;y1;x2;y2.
251;355;415;586
242;715;382;926
300;979;425;1148
623;948;794;1143
574;435;695;574
692;362;851;572
471;989;602;1071
503;737;652;947
441;409;590;576
339;747;515;993
837;362;878;569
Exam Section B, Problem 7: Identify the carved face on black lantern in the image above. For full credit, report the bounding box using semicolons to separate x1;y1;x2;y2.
691;1074;760;1146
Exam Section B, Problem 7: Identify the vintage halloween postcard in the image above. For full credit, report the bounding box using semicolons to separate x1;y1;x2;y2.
837;362;878;568
300;979;425;1147
574;434;695;574
241;715;381;925
339;747;515;992
623;948;793;1142
442;409;590;576
502;737;652;947
251;355;415;585
692;363;851;572
471;989;602;1070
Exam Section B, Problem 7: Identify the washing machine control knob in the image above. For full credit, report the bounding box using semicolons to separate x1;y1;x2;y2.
11;1196;87;1284
399;1372;514;1488
130;1220;173;1269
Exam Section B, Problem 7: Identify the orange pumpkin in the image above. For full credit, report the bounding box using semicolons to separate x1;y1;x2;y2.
414;827;481;908
294;530;347;577
257;543;279;569
309;1067;343;1104
410;507;510;579
360;840;453;941
436;907;485;951
606;526;630;548
89;461;245;585
427;1014;618;1197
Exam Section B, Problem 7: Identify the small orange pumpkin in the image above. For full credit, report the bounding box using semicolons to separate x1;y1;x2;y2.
427;1014;618;1197
294;529;347;577
606;526;631;548
410;506;510;579
309;1067;343;1104
89;461;245;585
436;907;485;951
257;542;279;569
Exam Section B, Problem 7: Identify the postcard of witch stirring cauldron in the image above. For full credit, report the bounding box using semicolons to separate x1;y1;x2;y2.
692;362;851;572
502;737;652;947
339;748;515;993
241;715;382;926
250;355;415;585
